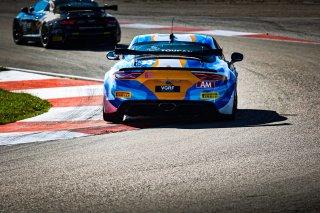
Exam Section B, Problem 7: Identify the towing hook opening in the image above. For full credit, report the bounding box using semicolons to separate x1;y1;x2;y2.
158;103;177;112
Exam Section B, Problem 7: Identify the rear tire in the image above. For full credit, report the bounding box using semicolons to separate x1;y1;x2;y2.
103;110;124;124
221;91;238;121
12;21;26;45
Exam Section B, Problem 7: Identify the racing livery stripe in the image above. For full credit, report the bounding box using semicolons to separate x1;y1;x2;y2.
48;96;103;107
0;78;101;90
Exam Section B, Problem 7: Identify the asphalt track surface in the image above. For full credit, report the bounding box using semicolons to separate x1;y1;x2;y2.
0;1;320;212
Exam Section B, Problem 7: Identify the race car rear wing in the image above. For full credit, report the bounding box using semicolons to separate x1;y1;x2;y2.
119;67;218;73
114;48;223;57
59;4;118;11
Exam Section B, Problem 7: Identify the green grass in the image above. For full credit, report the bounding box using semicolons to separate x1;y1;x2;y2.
0;89;51;124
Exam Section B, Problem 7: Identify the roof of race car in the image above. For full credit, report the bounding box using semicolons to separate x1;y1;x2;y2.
129;34;217;49
41;0;98;5
51;0;96;3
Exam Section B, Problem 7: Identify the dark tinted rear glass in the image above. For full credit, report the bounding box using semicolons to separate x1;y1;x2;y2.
130;42;217;62
132;41;211;52
54;0;98;7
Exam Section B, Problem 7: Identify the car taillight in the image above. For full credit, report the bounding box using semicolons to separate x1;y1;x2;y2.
60;20;76;25
104;19;117;24
114;71;144;79
192;72;227;81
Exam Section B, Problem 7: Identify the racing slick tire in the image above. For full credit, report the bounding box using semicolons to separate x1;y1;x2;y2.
12;21;26;45
103;110;124;124
220;91;238;121
40;24;55;48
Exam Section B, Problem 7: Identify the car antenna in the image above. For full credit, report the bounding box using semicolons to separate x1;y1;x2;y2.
170;17;175;43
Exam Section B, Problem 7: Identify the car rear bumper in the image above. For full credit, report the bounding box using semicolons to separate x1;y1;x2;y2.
113;100;218;116
66;31;117;40
51;27;120;43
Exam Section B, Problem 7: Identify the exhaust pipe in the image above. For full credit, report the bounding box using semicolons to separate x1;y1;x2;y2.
158;103;177;112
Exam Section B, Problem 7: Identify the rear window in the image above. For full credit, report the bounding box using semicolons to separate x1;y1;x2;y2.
54;0;98;8
131;41;212;52
130;41;217;62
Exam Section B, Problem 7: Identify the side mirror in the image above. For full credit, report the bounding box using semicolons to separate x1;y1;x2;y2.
106;51;119;60
29;7;34;13
21;7;29;13
231;52;243;63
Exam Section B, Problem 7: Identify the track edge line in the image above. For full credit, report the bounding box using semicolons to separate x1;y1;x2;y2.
6;67;104;82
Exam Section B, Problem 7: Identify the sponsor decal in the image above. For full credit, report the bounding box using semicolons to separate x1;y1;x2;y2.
200;92;219;100
145;72;153;78
79;26;104;30
115;91;132;98
160;49;192;53
196;81;215;88
52;36;63;42
155;85;180;92
154;80;182;83
87;19;96;23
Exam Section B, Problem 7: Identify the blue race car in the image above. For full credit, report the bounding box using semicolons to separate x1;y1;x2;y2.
13;0;120;48
103;33;243;123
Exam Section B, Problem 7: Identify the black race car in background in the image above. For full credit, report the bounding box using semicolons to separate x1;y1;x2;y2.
13;0;121;48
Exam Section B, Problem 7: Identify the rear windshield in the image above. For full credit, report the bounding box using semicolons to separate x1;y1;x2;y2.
54;0;98;8
131;41;212;52
130;41;217;62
